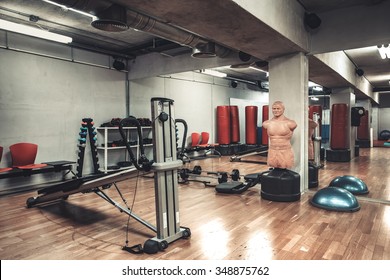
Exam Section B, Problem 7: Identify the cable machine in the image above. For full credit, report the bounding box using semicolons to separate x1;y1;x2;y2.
26;97;190;254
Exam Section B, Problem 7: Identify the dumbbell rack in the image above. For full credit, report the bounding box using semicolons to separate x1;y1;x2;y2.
76;118;100;177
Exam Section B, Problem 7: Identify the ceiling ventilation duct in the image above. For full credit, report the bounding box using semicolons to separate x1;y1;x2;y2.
48;0;233;57
91;4;128;32
192;42;216;58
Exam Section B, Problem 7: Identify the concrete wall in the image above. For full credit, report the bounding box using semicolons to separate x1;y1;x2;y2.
0;47;127;193
129;72;269;147
0;42;268;194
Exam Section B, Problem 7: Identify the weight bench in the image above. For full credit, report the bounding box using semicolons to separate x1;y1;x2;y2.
215;172;262;194
0;160;75;180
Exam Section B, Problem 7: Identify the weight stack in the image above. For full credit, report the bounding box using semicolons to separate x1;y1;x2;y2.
260;168;301;202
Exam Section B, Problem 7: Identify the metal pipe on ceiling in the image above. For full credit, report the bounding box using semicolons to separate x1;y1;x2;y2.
48;0;233;58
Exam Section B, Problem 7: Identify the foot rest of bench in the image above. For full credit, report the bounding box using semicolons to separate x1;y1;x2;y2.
216;181;246;194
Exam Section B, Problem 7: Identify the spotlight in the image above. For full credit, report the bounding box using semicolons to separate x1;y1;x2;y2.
304;12;321;29
356;68;364;76
238;51;251;62
254;61;268;68
113;59;126;71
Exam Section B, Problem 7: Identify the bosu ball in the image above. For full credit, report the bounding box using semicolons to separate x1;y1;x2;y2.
310;187;360;212
328;175;369;195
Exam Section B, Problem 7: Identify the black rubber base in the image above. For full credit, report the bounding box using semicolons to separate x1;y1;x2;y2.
356;139;370;148
326;149;351;162
308;162;319;189
260;168;301;202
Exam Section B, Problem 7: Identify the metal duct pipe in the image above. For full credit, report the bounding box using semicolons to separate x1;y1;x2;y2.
47;0;233;58
125;9;231;57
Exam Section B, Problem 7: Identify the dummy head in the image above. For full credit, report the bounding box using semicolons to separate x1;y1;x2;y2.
271;101;285;117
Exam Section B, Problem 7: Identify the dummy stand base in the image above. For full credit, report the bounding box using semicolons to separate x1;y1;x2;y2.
308;162;319;189
260;168;301;202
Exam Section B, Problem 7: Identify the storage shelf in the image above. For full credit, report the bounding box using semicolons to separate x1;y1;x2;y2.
96;126;152;173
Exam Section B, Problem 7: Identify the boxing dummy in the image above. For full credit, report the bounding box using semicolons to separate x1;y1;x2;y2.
262;101;297;169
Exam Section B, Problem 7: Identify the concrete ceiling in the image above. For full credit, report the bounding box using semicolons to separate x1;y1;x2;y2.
1;0;389;102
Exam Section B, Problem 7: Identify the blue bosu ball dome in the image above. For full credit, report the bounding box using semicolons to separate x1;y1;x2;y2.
329;175;369;195
310;187;360;212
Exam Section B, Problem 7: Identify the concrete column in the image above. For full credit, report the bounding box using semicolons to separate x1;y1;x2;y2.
330;87;356;159
269;52;308;191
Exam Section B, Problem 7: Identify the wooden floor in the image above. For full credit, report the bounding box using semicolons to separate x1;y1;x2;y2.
0;147;389;260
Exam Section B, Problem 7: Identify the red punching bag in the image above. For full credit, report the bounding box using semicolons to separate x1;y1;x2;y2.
330;103;348;150
309;105;322;136
230;106;240;143
262;105;269;145
217;106;231;145
245;106;258;145
357;110;369;140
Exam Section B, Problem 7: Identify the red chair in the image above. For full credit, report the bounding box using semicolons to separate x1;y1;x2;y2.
200;132;221;156
9;143;47;169
191;132;201;148
0;146;13;173
198;132;210;147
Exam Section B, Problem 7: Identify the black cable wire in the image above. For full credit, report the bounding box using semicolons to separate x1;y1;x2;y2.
117;170;140;248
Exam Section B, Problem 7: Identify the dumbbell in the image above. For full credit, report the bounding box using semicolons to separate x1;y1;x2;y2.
179;167;203;180
192;166;228;183
193;166;242;183
230;169;240;181
179;166;229;183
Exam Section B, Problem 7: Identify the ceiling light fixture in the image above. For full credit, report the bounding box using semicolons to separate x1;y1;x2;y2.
201;69;227;78
312;86;323;92
249;66;268;74
377;44;390;59
0;19;72;44
43;0;97;20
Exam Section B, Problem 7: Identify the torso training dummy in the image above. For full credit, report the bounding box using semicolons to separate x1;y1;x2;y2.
262;101;297;169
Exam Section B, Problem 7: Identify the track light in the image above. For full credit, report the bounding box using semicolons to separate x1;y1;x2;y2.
0;19;72;44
